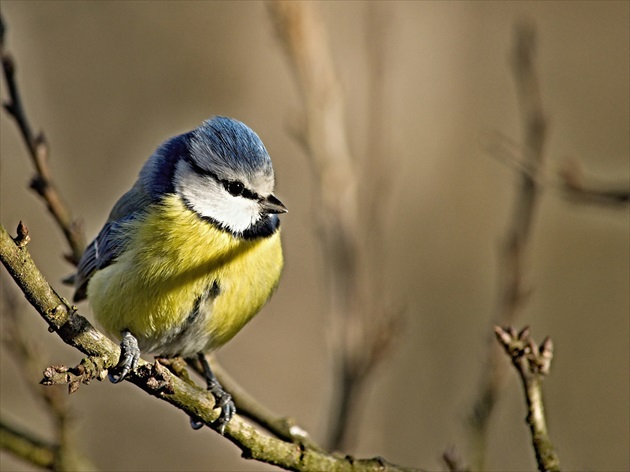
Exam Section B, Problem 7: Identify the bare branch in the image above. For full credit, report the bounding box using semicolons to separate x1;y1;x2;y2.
494;326;560;472
268;1;402;450
0;222;419;472
0;270;95;471
558;158;630;207
480;131;629;208
468;21;549;470
1;15;85;264
0;419;56;470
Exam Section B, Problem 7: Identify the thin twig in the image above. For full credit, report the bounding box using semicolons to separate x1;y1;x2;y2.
1;14;85;264
480;131;629;207
494;326;560;472
468;21;548;470
558;158;630;207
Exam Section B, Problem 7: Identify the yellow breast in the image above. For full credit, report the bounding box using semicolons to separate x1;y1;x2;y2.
87;194;283;356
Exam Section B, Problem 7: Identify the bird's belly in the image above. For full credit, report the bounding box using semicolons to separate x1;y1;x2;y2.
87;227;283;358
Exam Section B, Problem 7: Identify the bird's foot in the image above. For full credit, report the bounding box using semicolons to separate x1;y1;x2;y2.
189;353;236;435
109;329;140;383
207;379;235;435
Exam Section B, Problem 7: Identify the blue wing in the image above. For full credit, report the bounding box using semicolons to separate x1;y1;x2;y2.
73;184;153;302
73;132;190;302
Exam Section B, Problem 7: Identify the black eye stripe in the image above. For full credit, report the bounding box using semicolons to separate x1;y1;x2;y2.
222;179;258;200
185;157;259;201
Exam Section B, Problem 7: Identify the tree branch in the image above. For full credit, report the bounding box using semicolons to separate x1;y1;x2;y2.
1;14;85;265
1;273;96;470
0;222;418;472
0;419;57;470
494;327;560;472
558;157;630;207
468;21;549;470
268;0;402;451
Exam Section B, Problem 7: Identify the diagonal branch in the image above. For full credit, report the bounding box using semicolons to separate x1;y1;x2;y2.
0;419;57;470
0;222;418;472
1;14;85;264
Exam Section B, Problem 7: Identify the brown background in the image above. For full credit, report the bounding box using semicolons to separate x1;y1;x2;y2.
1;2;628;471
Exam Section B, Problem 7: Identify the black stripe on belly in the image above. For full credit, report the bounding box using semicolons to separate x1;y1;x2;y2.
185;280;221;326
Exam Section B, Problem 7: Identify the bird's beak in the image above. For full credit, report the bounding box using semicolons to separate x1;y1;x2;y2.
260;194;288;214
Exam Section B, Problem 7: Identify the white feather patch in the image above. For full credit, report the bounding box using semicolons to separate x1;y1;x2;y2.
174;160;262;234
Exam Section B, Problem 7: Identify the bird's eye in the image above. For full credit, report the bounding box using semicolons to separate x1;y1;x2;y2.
226;181;244;197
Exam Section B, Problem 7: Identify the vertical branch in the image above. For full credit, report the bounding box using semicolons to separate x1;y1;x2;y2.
494;327;560;472
468;21;548;470
267;2;360;449
268;2;401;450
363;2;393;229
362;3;396;301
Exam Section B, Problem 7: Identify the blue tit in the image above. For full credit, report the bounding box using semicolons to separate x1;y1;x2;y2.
73;116;287;433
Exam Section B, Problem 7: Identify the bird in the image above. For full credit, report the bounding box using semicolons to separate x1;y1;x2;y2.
73;116;287;433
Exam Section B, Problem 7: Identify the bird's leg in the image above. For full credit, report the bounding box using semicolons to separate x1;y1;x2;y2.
189;353;236;435
108;329;140;383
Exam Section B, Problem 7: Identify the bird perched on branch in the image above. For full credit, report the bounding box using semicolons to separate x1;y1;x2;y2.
73;116;287;433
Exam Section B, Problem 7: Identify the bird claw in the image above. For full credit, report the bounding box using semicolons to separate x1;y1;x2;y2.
189;354;236;435
109;330;140;383
208;384;235;435
187;385;235;434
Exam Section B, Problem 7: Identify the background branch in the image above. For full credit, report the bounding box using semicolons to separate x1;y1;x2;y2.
0;419;57;470
468;21;548;470
268;0;401;451
481;131;629;210
1;275;95;471
0;14;85;265
558;157;630;207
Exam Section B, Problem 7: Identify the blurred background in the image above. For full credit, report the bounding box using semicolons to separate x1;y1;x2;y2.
1;1;628;471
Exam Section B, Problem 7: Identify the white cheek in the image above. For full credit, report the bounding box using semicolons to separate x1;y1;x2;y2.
178;174;261;234
202;194;261;233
